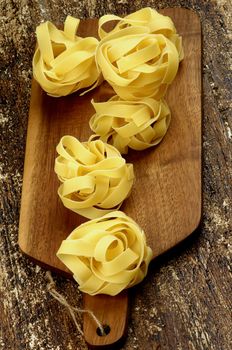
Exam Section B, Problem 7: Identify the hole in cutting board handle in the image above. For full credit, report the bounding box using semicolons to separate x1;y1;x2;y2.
96;324;111;337
83;290;129;346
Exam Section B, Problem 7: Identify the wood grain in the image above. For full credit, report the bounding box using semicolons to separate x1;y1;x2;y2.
17;8;201;348
83;292;128;348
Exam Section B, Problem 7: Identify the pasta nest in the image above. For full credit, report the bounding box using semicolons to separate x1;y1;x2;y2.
33;16;101;97
96;8;183;100
98;7;184;60
57;211;153;295
54;136;134;219
90;96;171;154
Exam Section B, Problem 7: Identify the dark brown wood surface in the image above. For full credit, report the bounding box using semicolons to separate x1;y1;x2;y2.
0;1;231;350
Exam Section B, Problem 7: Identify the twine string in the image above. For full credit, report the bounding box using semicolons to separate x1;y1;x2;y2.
46;271;105;336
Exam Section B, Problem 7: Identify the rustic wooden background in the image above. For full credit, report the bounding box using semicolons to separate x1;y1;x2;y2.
0;1;231;349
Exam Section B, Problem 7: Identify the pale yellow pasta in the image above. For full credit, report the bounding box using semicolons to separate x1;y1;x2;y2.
54;136;134;219
89;96;171;154
57;211;153;296
96;26;180;100
98;7;184;60
33;16;101;97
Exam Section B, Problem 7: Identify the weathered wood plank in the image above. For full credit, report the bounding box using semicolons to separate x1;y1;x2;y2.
0;1;231;349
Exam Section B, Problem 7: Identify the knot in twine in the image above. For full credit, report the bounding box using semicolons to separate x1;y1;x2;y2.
90;96;171;154
54;136;134;219
46;271;105;336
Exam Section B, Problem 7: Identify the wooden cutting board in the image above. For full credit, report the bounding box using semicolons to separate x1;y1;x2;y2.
18;8;201;348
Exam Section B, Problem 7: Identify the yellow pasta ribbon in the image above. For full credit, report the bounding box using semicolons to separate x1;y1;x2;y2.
96;26;180;100
89;96;171;154
98;7;184;60
54;136;134;219
57;211;153;296
33;16;101;97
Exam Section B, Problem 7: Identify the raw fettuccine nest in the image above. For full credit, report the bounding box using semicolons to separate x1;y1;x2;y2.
54;136;134;219
98;7;184;60
57;211;153;296
96;7;183;100
96;27;180;100
33;16;101;97
90;96;171;154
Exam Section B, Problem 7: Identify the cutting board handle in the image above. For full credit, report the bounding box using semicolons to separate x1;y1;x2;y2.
83;291;128;348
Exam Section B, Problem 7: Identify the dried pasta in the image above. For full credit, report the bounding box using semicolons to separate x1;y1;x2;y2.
98;7;184;60
33;16;101;97
54;136;134;219
96;27;180;100
90;96;171;154
57;211;153;296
